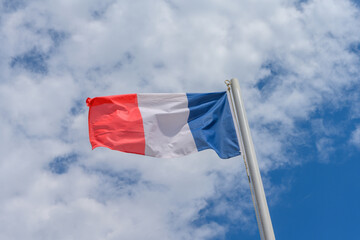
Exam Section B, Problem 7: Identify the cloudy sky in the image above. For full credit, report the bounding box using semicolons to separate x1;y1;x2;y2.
0;0;360;239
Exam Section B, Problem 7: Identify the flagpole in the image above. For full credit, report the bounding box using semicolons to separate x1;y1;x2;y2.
229;78;275;240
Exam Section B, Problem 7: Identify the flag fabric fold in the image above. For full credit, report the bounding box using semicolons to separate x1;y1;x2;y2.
86;91;240;159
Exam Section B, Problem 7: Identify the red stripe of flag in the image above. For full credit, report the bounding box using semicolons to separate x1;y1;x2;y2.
86;94;145;155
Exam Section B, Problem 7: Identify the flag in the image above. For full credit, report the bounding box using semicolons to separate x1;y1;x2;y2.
86;91;240;159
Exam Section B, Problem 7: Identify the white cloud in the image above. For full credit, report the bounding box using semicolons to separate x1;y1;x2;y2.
0;0;360;239
350;126;360;148
316;137;336;162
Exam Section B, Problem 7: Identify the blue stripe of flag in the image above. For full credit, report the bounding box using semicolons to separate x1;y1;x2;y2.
186;92;240;159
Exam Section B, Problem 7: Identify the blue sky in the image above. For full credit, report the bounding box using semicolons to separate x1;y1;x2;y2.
0;0;359;239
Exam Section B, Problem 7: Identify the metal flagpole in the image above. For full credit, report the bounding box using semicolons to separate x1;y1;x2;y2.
229;78;275;240
226;82;264;240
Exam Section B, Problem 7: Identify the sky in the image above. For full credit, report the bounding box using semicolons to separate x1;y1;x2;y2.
0;0;359;239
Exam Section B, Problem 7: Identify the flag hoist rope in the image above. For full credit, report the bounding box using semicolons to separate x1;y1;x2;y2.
225;79;275;240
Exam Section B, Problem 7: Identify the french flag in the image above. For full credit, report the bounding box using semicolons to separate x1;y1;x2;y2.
86;92;240;159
